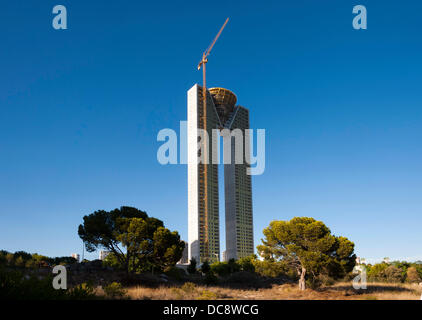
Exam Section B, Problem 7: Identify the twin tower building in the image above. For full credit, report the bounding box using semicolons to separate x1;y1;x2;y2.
187;84;254;264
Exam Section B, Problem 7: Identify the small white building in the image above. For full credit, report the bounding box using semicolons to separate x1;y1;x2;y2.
99;250;110;261
71;253;80;263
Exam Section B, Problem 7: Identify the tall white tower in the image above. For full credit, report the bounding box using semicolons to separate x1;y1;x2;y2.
187;84;253;264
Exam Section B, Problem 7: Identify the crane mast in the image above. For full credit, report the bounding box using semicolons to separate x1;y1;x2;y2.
197;17;229;262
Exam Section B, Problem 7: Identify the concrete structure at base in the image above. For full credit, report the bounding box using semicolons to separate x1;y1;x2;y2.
222;250;227;262
187;84;254;264
178;241;189;264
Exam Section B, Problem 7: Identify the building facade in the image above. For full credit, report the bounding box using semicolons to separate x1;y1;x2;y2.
223;105;254;260
99;250;110;261
187;84;253;264
188;84;221;264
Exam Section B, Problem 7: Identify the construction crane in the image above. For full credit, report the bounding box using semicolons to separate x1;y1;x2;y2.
197;17;229;262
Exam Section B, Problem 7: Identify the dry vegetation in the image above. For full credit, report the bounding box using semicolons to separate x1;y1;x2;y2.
125;282;422;300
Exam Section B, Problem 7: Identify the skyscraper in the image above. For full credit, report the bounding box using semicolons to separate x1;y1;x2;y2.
187;84;253;264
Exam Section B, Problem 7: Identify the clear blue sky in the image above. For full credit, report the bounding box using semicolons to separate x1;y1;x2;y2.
0;1;421;262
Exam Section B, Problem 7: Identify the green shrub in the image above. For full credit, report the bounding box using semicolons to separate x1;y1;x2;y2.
306;277;322;289
303;272;336;289
200;261;211;274
414;264;422;280
316;273;336;286
68;282;97;300
169;287;184;299
14;251;32;262
203;272;218;285
102;253;123;270
367;263;389;282
406;267;421;283
0;251;6;263
25;259;36;269
210;261;231;277
31;253;52;268
210;259;243;277
238;256;256;273
181;282;197;294
0;268;98;300
0;268;65;299
5;253;14;266
14;257;25;268
253;260;286;278
225;271;260;286
103;282;127;299
187;258;197;274
227;259;241;273
53;256;77;265
165;267;186;280
195;290;217;300
384;266;403;283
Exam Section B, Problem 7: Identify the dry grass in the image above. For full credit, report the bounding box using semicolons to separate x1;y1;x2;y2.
125;282;422;300
327;282;422;300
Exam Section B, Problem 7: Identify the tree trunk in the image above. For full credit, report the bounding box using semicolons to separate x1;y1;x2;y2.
299;266;306;290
